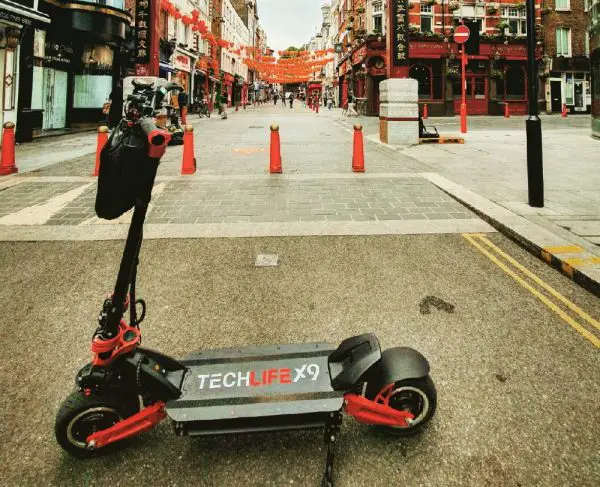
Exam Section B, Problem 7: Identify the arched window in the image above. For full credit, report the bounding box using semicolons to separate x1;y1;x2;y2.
410;64;432;99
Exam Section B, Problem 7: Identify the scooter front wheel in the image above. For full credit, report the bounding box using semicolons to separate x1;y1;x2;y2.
369;376;437;436
55;390;139;457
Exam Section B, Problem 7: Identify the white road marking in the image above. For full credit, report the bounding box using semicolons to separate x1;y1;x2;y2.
0;183;93;226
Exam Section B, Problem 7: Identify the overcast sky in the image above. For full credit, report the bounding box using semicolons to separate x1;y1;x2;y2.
258;0;325;51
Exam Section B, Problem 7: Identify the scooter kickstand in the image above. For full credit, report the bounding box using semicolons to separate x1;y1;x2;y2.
320;411;343;487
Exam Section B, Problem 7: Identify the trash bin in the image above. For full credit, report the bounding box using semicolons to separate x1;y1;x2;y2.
16;108;44;143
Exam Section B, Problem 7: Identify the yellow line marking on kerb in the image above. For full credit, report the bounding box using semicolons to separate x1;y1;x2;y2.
563;257;600;268
474;235;600;334
543;245;585;254
463;234;600;348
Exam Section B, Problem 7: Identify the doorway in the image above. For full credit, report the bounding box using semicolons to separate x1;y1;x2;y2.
550;80;562;113
453;75;488;115
574;80;584;111
42;68;68;129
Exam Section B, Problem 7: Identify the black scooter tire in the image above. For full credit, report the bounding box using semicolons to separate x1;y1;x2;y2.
55;390;139;457
369;376;437;437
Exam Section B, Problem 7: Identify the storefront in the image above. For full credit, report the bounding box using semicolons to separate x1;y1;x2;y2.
171;51;192;109
545;57;591;114
30;0;130;130
0;0;50;140
592;0;600;138
364;39;386;116
409;39;533;117
222;72;234;106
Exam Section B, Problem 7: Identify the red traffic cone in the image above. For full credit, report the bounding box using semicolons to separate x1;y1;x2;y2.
504;102;510;119
352;124;365;173
269;124;282;174
423;103;428;119
0;122;17;175
93;126;109;176
561;103;567;118
181;125;197;175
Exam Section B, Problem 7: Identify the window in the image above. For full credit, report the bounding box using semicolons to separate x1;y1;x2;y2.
556;27;571;57
501;7;526;35
373;14;382;33
555;0;570;10
421;4;433;32
565;73;574;104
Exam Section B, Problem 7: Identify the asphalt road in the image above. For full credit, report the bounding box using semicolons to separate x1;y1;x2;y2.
1;232;599;486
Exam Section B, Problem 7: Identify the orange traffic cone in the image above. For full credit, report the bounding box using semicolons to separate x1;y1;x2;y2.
423;103;428;119
269;124;282;174
504;102;510;118
561;104;568;118
181;125;196;175
352;124;365;173
92;126;109;176
0;122;17;175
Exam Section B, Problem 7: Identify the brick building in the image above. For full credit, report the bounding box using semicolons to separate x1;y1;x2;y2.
541;0;592;114
336;0;545;117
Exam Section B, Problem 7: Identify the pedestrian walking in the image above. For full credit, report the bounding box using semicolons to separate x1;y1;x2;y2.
107;80;123;128
219;90;229;119
281;92;286;107
289;93;294;109
273;91;278;106
327;94;333;110
178;89;189;124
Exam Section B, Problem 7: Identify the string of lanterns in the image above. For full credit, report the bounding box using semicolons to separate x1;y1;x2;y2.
159;0;335;83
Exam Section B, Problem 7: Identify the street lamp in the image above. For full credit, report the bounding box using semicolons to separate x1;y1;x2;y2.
525;0;544;207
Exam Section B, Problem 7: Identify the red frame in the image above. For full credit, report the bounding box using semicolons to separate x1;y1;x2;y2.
91;319;141;367
343;385;415;428
86;401;167;449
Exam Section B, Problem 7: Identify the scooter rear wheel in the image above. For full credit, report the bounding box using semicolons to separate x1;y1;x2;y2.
370;376;437;436
55;390;139;457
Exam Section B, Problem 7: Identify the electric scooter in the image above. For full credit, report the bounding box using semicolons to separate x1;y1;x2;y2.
55;80;437;486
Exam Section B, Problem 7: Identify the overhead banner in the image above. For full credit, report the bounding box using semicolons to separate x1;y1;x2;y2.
134;0;151;63
391;0;409;67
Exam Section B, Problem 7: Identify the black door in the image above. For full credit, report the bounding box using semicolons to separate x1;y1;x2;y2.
550;80;562;113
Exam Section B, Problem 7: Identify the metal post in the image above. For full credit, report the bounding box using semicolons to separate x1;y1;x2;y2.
525;0;544;207
460;45;467;133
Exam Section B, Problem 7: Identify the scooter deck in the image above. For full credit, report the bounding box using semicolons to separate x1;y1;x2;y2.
165;342;344;436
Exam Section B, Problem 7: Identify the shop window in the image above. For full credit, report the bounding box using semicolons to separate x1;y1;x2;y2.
555;0;570;11
556;28;571;57
73;44;114;109
565;73;574;104
505;66;525;99
410;64;432;99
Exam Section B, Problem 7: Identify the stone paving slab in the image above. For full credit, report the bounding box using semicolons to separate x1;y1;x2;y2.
0;182;83;219
32;176;475;226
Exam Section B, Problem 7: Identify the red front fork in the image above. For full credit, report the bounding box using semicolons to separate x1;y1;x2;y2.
343;391;414;428
86;401;167;450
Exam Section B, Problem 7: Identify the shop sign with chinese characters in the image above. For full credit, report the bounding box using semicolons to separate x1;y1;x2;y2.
391;0;409;66
134;0;151;63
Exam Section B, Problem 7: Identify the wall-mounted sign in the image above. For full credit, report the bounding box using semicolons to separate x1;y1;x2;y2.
173;54;191;72
0;7;33;27
334;43;343;54
391;0;409;67
134;0;151;64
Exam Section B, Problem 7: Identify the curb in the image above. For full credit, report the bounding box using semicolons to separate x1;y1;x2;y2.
421;173;600;298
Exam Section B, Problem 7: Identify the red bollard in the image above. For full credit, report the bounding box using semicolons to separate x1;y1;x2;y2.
92;125;109;176
181;125;197;175
269;124;282;174
562;104;568;118
352;124;365;173
316;101;319;114
423;103;428;119
504;102;510;119
460;102;467;134
0;122;17;175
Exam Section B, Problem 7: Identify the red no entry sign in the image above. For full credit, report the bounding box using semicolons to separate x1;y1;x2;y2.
454;25;470;44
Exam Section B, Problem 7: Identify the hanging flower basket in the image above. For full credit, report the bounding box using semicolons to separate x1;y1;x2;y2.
446;68;460;80
490;68;504;80
426;0;436;6
448;1;460;11
487;6;498;15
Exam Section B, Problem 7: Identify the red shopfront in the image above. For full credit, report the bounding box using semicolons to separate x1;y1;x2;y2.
408;40;532;117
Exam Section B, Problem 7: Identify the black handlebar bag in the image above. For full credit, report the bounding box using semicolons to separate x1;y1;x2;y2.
95;124;160;220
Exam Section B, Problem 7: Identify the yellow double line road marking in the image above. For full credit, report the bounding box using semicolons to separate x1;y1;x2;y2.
463;233;600;348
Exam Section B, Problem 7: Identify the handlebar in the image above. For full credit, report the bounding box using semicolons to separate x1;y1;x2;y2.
139;117;171;159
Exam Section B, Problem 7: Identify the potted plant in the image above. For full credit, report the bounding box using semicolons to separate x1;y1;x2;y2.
448;1;460;11
426;0;436;6
487;6;498;15
497;20;510;32
357;7;365;14
517;2;526;11
446;67;460;80
490;68;504;80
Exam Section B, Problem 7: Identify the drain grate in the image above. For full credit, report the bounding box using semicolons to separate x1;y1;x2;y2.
249;125;265;129
255;254;279;267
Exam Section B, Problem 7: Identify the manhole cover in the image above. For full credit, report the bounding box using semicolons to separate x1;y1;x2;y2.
255;254;279;267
